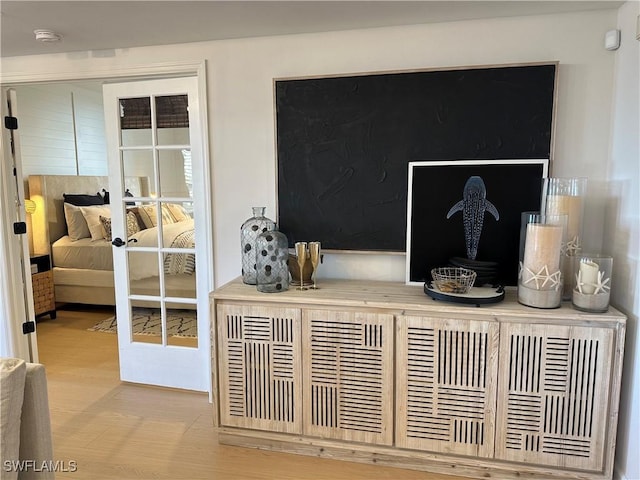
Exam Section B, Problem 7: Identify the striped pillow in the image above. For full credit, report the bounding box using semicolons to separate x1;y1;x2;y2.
137;204;176;229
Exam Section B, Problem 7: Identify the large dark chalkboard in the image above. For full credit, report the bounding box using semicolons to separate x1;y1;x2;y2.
276;63;556;251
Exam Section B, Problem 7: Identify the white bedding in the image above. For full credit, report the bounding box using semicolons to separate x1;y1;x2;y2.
53;267;114;287
52;236;113;270
127;219;195;281
51;219;194;281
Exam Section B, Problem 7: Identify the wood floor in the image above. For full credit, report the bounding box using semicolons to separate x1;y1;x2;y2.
36;305;467;480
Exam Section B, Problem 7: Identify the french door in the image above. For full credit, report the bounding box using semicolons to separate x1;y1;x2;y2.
103;77;211;392
0;87;38;361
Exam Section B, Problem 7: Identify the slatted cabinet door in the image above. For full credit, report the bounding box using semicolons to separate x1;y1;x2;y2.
302;309;394;445
495;322;614;471
396;315;499;457
217;304;302;434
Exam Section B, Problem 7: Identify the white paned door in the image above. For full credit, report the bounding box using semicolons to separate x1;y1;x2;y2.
103;77;210;392
1;87;39;360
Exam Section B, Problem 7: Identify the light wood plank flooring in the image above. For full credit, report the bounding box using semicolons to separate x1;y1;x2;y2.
35;305;466;480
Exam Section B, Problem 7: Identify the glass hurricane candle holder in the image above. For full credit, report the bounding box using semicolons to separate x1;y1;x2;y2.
518;212;567;309
541;177;587;299
572;253;612;313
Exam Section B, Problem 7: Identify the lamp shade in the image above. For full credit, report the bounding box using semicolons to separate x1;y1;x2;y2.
25;199;36;214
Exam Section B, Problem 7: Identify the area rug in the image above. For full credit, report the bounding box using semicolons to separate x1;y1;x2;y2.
88;307;197;338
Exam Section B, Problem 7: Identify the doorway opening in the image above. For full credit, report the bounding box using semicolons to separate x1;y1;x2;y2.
8;64;212;394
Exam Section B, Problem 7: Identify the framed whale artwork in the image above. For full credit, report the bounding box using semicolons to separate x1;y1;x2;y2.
405;159;549;286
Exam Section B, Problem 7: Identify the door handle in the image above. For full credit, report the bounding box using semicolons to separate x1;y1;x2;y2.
111;237;125;247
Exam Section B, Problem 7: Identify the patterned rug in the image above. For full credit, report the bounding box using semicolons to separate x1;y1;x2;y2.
88;307;197;338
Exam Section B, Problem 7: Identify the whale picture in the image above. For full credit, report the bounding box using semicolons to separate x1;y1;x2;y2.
405;159;548;285
446;176;500;261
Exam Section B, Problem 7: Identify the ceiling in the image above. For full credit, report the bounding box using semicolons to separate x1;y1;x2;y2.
1;1;623;58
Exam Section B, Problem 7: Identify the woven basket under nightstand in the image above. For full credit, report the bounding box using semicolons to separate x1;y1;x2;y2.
30;254;56;319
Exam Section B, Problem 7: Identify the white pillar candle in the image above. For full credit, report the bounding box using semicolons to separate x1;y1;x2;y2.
546;195;582;245
579;260;599;294
522;224;563;286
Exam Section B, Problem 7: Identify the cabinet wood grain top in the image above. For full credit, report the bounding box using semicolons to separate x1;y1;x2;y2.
211;277;625;325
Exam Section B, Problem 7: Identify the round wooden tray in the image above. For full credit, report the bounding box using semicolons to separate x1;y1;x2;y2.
424;283;505;306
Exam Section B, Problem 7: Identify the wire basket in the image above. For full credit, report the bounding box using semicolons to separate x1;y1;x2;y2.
431;267;477;294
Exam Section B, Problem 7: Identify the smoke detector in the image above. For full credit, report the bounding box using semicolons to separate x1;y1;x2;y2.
34;29;62;42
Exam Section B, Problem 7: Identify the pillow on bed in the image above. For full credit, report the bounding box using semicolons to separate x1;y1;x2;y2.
99;215;112;240
63;203;92;240
165;203;191;222
125;211;140;236
79;205;111;241
137;204;176;229
63;193;104;206
126;207;147;231
99;212;140;241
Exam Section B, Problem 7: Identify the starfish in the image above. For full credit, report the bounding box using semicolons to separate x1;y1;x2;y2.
565;236;582;257
520;262;562;290
594;270;611;294
575;269;611;294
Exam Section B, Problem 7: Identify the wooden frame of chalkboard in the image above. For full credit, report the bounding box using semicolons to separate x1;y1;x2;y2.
406;159;549;287
275;62;557;253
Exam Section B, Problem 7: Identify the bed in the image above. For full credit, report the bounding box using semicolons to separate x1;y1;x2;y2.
27;175;196;308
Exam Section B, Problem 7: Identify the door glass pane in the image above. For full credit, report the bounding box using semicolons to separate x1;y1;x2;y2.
161;200;196;299
130;201;173;233
167;306;198;347
164;263;196;300
122;150;156;195
120;97;152;146
128;250;161;297
164;201;193;222
158;149;190;197
155;95;189;146
130;302;162;345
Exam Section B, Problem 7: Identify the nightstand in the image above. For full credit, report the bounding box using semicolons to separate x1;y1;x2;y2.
30;254;56;319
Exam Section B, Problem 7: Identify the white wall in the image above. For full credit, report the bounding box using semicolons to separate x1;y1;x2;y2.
607;3;640;480
2;9;619;286
2;6;638;477
204;10;620;284
72;83;108;175
14;82;107;176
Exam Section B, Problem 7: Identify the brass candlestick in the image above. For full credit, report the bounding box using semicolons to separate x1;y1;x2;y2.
294;242;308;291
309;242;321;289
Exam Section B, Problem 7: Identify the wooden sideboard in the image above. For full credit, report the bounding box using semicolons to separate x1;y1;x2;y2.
210;278;626;480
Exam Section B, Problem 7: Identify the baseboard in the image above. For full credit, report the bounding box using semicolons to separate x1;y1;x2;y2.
613;464;629;480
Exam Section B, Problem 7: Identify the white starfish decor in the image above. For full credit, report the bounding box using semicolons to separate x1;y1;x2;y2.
564;235;581;256
575;269;611;295
520;261;562;290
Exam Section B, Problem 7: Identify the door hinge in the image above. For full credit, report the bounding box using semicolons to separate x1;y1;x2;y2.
22;321;35;334
13;222;27;235
4;116;18;130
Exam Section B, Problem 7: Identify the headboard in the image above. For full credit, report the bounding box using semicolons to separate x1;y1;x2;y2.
27;175;149;254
